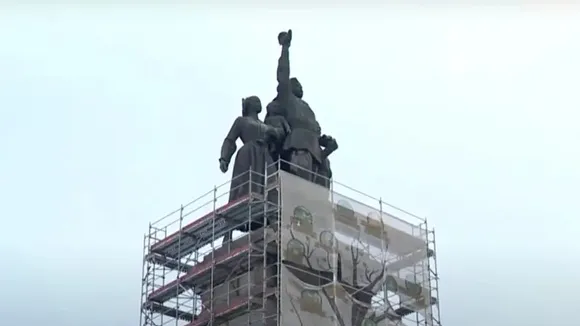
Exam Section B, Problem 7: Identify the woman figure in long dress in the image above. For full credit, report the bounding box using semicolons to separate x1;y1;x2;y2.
219;96;289;237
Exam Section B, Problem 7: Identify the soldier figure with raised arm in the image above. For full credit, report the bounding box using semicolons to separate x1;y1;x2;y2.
265;29;338;182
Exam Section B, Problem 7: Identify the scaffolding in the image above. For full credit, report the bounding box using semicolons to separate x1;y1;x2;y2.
140;160;442;326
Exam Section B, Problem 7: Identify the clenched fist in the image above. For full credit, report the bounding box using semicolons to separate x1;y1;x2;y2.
219;158;229;173
278;29;292;47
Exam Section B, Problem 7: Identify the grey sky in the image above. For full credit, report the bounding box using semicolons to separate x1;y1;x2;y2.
0;5;578;326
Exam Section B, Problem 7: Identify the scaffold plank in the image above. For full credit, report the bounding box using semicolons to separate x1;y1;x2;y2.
185;290;276;326
148;244;251;303
151;195;249;256
334;221;428;256
147;229;277;304
150;193;278;260
146;252;192;273
144;302;194;322
395;296;438;317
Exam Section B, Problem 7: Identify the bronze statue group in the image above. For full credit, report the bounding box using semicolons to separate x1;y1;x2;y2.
219;30;339;205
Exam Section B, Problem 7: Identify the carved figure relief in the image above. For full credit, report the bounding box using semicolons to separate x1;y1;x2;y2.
324;283;348;302
363;211;386;240
318;230;336;251
405;274;423;298
300;289;324;315
291;206;315;236
285;238;306;264
334;199;359;230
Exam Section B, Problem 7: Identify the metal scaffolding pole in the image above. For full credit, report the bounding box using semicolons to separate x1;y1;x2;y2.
140;234;147;326
276;159;282;326
247;169;252;326
262;161;270;326
210;185;217;325
175;205;184;326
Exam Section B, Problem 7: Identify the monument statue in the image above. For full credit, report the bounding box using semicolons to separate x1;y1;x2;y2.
220;29;339;217
265;29;338;183
219;95;288;201
219;96;289;240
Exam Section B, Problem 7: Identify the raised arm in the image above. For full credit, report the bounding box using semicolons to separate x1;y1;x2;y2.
219;117;242;172
276;30;293;102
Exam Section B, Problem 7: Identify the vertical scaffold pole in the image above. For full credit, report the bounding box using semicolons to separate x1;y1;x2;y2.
276;159;282;326
175;205;184;326
330;177;337;326
210;185;217;325
247;168;252;326
140;233;147;326
379;198;388;317
423;219;433;326
161;224;168;289
156;226;163;326
262;159;269;325
145;223;153;326
431;228;442;325
413;221;423;326
193;221;200;318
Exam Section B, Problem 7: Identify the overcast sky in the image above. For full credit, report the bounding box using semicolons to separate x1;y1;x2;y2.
0;5;579;326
